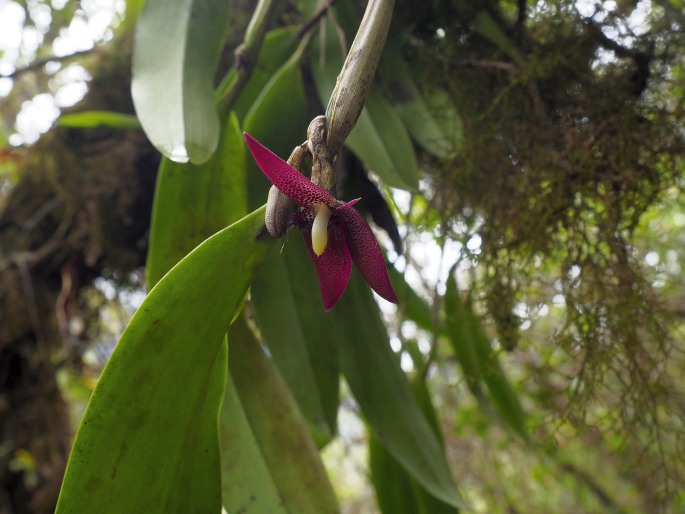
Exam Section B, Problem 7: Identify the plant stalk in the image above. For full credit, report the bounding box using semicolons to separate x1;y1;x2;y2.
324;0;395;158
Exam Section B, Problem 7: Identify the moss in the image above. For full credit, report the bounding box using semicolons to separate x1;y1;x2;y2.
403;3;685;506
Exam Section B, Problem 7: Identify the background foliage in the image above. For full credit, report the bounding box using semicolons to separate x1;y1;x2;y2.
1;0;684;513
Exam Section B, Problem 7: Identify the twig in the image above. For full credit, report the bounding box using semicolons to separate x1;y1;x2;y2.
1;49;93;79
13;253;45;345
22;196;63;232
458;59;517;72
558;462;623;510
214;0;279;116
296;0;340;40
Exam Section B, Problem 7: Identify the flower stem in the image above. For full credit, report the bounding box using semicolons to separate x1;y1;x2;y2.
324;0;395;158
214;0;278;117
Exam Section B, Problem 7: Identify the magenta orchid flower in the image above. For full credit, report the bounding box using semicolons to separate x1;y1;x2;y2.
244;133;398;311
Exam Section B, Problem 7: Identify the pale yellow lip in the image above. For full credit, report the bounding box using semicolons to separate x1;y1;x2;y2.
312;204;332;256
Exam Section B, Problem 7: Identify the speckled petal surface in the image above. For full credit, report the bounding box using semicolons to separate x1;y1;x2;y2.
244;133;336;209
300;220;352;311
338;206;398;304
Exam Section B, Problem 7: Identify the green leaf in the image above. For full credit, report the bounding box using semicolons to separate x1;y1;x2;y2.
58;111;142;130
233;27;299;121
335;274;464;509
471;10;526;67
146;112;247;288
242;40;310;208
424;90;463;153
407;378;461;513
144;113;248;513
369;377;460;514
369;431;417;514
346;87;420;191
443;276;489;403
250;243;340;446
55;207;274;514
219;338;289;514
380;47;462;160
226;313;340;514
132;0;228;164
242;37;309;154
444;274;528;440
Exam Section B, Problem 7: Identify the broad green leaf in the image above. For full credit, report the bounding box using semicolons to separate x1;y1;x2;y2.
370;377;460;514
242;40;309;207
250;243;339;446
444;274;528;440
145;110;248;512
444;275;488;402
55;207;274;514
308;3;419;191
242;37;310;161
471;9;526;67
425;90;463;153
228;313;340;514
132;0;228;164
58;110;141;130
233;27;299;121
411;375;443;440
369;431;417;514
406;378;461;513
466;302;528;441
346;88;420;191
380;46;462;160
146;112;247;287
219;338;289;514
335;274;464;509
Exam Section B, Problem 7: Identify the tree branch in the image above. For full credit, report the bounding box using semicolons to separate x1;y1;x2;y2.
1;49;93;79
296;0;339;40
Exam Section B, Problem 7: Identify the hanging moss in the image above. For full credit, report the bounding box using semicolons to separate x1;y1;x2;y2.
401;0;685;504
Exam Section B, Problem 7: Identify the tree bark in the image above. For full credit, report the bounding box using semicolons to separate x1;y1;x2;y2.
0;32;158;514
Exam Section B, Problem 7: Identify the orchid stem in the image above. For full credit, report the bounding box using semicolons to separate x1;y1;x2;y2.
324;0;395;158
214;0;277;117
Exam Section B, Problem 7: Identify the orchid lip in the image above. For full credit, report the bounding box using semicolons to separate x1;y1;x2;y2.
312;204;332;256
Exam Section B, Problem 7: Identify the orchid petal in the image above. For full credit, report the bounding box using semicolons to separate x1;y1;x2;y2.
338;206;398;304
244;133;336;209
301;221;352;311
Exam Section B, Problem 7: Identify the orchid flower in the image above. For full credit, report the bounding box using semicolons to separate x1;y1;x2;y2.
244;133;398;311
